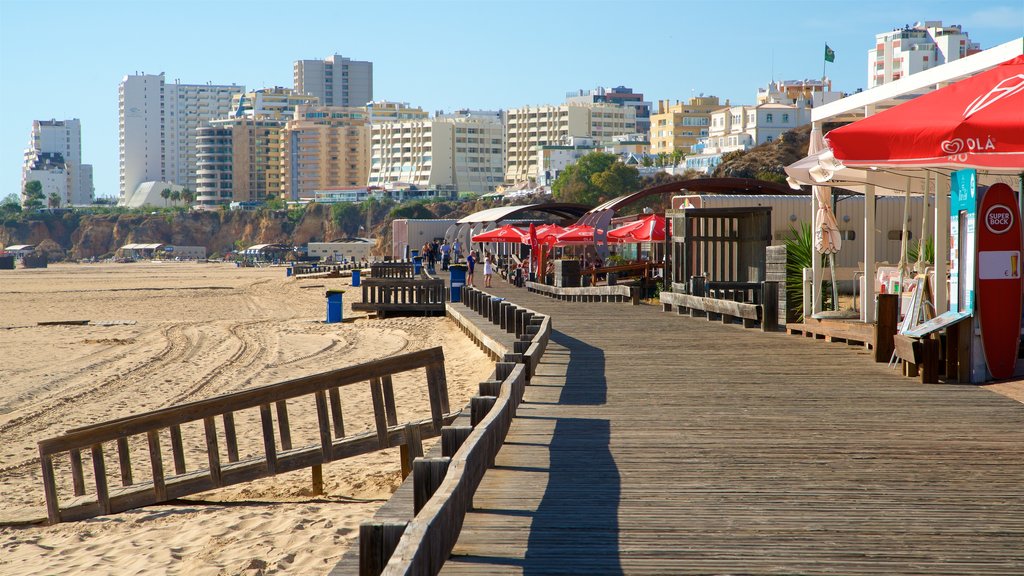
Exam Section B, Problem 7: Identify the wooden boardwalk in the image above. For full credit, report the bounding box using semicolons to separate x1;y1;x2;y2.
438;283;1024;574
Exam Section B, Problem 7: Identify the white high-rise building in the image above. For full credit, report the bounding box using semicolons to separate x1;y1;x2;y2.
867;21;982;88
119;73;243;203
369;116;505;193
294;54;373;107
21;119;93;206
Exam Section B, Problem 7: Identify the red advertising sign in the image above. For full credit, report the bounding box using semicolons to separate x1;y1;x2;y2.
976;183;1022;379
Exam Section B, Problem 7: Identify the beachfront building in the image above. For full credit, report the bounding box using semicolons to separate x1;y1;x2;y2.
365;100;430;124
118;73;243;202
565;86;652;136
533;134;649;187
281;105;371;201
648;96;722;157
294;54;373;107
505;103;636;185
307;239;374;262
756;79;845;108
686;101;810;174
369;115;504;193
868;21;981;88
194;117;289;207
21;119;93;207
231;87;319;120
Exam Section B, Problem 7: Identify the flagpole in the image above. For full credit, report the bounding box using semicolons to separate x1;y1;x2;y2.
823;42;826;82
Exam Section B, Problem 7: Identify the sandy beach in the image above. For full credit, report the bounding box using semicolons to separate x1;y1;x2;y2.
0;261;492;575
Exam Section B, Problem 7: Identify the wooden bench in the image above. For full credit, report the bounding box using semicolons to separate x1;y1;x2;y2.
893;334;941;384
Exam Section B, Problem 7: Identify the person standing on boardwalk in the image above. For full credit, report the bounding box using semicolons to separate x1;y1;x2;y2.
441;242;451;270
452;239;462;264
483;253;495;288
466;250;477;286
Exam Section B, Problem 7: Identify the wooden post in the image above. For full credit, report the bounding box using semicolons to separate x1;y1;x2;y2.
91;444;111;515
381;375;398;426
329;388;346;438
276;400;292;451
40;452;61;524
359;521;408;576
471;396;497;427
259;404;278;474
116;437;133;486
314;390;333;461
761;281;779;332
69;448;86;496
147;430;167;501
441;426;473;458
312;465;324;496
495;362;516;381
400;423;423;480
204;416;223;487
479;379;502;397
921;338;940;384
170;424;186;475
369;378;389;448
223;412;239;463
874;294;899;362
956;319;971;383
413;457;451;514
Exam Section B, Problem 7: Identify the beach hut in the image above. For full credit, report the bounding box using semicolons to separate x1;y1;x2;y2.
4;245;36;259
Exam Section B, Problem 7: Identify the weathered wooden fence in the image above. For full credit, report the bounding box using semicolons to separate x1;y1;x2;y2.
37;348;452;524
661;280;780;332
357;287;552;575
526;281;639;305
351;278;447;316
371;263;416;279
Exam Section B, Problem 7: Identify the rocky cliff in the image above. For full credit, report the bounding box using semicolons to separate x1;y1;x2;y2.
0;204;351;260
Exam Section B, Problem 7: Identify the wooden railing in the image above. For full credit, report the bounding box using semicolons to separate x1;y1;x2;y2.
357;287;552;575
584;261;661;287
37;348;452;524
352;278;446;316
661;280;780;332
371;263;416;279
525;281;638;305
291;262;362;276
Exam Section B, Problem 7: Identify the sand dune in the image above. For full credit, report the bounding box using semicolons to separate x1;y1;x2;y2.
0;262;491;575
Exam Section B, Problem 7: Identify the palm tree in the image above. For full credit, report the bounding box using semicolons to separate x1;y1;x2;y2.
671;149;685;167
48;192;61;209
181;188;194;209
160;188;172;206
170;189;182;206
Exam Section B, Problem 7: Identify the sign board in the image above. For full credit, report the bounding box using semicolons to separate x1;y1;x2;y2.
975;183;1023;379
904;310;972;339
949;169;977;313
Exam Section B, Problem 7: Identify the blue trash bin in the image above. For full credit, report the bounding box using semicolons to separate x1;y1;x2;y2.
449;264;467;302
326;290;344;323
286;267;293;277
351;268;361;287
413;256;423;276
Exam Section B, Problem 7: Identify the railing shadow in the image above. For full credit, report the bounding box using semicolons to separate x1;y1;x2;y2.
551;330;607;406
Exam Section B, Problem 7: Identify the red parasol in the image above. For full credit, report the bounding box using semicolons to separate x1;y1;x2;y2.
471;224;527;243
607;214;667;243
531;224;568;246
554;224;597;244
825;54;1024;170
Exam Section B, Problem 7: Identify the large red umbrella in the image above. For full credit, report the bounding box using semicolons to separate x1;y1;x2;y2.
530;224;568;246
471;224;526;243
607;214;667;243
554;224;597;244
825;54;1024;170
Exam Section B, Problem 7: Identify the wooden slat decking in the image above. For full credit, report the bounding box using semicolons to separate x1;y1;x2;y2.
439;282;1024;575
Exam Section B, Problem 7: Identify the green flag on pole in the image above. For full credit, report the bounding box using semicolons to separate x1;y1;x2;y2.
824;44;836;63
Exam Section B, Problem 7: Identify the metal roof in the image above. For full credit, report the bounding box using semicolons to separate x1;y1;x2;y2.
121;243;164;250
456;203;590;224
5;245;34;251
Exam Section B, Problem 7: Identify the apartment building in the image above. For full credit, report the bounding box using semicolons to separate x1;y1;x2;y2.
194;116;288;207
294;54;373;107
369;116;504;193
281;105;371;201
21;119;93;206
118;73;243;202
686;101;810;174
505;103;636;184
365;100;430;123
649;96;722;157
231;87;319;120
756;78;844;108
565;85;651;135
868;21;981;88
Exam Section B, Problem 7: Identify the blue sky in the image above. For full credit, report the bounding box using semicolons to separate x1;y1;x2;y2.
1;0;1022;201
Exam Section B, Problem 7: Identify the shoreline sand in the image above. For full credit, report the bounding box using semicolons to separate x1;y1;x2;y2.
0;262;492;575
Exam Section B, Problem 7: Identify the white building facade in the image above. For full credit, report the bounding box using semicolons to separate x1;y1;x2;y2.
119;73;243;203
369;116;504;193
294;54;373;108
22;119;94;206
867;21;981;88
